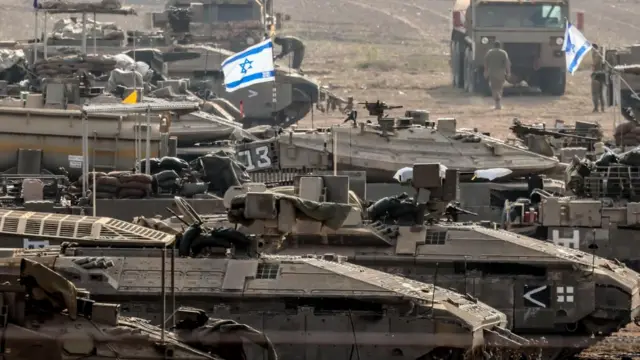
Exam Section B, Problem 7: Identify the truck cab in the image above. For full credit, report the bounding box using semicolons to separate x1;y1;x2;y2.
451;0;581;96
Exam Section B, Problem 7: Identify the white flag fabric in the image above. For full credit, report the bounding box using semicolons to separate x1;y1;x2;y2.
562;21;592;75
221;39;276;92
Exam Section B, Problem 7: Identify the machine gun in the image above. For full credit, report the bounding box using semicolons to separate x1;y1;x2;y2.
359;100;403;120
444;201;478;222
510;118;600;142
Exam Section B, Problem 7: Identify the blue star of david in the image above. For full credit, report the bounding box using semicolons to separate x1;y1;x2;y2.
239;58;253;74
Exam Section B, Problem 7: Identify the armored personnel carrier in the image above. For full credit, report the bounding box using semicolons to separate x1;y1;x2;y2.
240;101;562;182
0;257;276;360
193;164;640;360
451;0;576;95
0;210;526;359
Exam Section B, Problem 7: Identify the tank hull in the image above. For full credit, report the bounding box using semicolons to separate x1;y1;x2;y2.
273;126;560;181
0;107;161;177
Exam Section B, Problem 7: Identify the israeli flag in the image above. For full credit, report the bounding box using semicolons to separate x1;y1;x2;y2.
221;39;276;93
562;21;592;75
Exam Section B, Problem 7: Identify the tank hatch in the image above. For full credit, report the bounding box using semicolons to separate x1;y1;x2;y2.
0;209;175;246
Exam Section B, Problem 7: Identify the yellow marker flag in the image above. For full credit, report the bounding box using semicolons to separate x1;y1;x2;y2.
122;90;137;104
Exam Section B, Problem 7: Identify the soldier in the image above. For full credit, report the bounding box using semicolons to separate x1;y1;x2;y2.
341;96;354;114
273;35;305;70
483;40;511;110
591;44;606;112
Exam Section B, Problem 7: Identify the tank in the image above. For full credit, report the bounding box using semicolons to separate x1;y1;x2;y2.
183;166;640;360
0;97;202;178
238;102;563;182
605;45;640;129
0;212;527;359
0;256;272;360
149;0;268;52
450;0;574;95
129;45;318;129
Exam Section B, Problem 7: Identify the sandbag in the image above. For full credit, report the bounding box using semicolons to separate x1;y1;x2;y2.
95;175;119;187
119;173;153;184
179;182;209;197
108;170;132;178
78;171;107;184
117;188;146;198
90;184;118;193
159;156;189;172
138;158;161;174
118;181;152;192
153;170;180;183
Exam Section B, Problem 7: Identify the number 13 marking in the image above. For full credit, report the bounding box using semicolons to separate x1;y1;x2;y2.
239;145;272;170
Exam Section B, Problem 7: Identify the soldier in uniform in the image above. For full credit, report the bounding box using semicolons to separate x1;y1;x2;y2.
483;40;511;110
273;35;305;70
591;44;606;112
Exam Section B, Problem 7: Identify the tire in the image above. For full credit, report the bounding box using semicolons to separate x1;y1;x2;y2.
451;41;464;88
539;67;566;96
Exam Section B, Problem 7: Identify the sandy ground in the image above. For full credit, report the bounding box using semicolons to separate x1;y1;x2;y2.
3;0;640;357
273;0;640;139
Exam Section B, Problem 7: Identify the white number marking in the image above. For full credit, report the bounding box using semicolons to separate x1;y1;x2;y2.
238;146;272;171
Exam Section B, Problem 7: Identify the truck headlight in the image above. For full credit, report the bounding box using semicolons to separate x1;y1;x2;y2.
556;37;564;45
481;37;489;44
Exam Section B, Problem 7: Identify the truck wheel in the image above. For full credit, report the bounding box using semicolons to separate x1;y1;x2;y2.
451;41;464;89
464;49;475;93
539;67;566;96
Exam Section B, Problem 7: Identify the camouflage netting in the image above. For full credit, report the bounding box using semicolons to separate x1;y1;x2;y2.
50;18;125;41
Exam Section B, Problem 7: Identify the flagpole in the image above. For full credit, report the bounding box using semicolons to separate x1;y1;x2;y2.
33;4;38;64
565;20;640;117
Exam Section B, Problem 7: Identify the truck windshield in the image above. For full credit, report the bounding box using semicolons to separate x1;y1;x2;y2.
475;4;567;28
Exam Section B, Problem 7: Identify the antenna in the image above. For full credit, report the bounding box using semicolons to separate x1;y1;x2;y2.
588;228;599;275
430;262;439;318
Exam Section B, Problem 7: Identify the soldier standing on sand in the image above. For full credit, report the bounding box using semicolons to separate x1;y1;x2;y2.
591;43;606;112
483;40;511;110
273;35;305;70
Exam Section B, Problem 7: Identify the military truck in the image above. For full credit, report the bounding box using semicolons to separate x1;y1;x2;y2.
451;0;576;96
149;0;288;52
